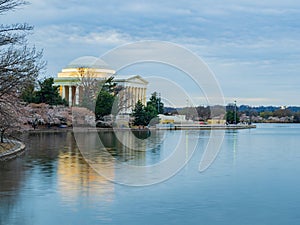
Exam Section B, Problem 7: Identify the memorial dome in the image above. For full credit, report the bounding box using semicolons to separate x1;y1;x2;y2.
66;56;112;70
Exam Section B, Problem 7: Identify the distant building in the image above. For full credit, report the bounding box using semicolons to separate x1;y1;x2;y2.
158;114;190;124
280;106;287;110
54;56;148;113
207;118;226;125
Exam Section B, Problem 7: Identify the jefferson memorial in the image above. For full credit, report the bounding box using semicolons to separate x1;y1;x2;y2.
54;56;148;113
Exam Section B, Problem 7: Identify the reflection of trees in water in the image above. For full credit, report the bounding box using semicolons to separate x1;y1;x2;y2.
96;131;139;163
22;132;73;177
145;130;165;152
73;129;167;181
0;156;26;225
95;130;165;165
22;132;70;160
98;130;165;150
132;130;151;140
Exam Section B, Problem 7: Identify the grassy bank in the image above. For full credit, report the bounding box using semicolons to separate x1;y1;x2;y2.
0;143;15;154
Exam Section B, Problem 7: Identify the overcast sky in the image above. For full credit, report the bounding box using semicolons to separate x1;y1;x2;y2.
3;0;300;106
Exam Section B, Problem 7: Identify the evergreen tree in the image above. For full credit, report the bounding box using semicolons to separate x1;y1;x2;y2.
226;111;240;124
132;100;147;126
35;78;67;105
144;104;159;126
21;77;67;105
94;77;118;120
132;93;163;126
95;90;115;120
147;92;164;114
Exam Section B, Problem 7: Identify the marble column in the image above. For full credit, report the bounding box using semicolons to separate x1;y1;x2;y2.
135;87;138;104
69;85;72;106
137;88;140;102
131;87;134;107
143;88;146;105
75;86;79;105
139;88;142;101
62;85;65;100
125;87;130;110
134;87;136;105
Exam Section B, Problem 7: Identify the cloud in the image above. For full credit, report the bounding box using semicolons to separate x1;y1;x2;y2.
68;30;133;45
28;25;135;77
3;0;300;105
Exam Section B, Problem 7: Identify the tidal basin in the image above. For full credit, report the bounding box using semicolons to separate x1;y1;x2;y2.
1;124;300;225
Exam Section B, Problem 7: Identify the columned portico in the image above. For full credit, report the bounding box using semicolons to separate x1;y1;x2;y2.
56;81;148;109
58;84;78;107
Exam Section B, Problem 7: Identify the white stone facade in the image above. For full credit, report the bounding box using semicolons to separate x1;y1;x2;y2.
53;57;148;113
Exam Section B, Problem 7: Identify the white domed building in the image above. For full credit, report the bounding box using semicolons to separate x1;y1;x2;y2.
54;56;148;113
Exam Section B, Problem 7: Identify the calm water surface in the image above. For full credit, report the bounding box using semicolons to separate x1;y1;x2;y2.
1;124;300;225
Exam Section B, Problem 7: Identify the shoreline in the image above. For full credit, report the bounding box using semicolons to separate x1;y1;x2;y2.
25;124;257;133
0;140;26;161
172;124;256;130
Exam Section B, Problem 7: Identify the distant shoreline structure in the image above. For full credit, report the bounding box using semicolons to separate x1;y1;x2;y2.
27;124;256;133
155;123;256;130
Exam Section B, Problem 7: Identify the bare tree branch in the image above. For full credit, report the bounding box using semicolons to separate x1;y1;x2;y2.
0;0;27;15
0;23;32;45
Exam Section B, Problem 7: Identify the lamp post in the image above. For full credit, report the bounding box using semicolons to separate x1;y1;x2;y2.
234;100;237;125
157;92;161;114
157;96;159;112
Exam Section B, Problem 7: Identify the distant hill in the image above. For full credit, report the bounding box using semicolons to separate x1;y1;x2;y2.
164;105;300;115
239;105;280;113
239;105;300;113
286;106;300;112
164;107;182;114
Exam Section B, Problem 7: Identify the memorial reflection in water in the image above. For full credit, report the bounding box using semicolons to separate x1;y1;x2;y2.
57;132;115;204
73;128;200;186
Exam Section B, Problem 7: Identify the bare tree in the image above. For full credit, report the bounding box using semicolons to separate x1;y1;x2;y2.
0;0;27;15
76;67;135;121
112;86;134;115
0;95;21;143
0;0;45;141
76;67;102;110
